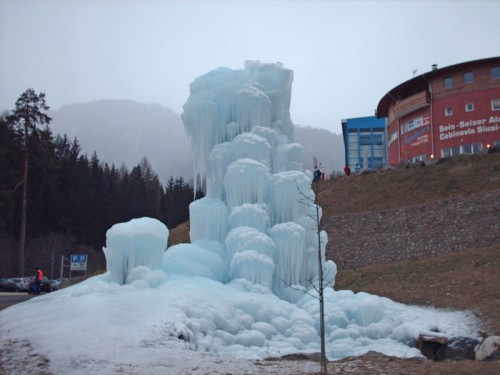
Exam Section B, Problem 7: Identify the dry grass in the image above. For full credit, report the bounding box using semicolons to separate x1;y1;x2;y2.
315;152;500;215
168;221;190;247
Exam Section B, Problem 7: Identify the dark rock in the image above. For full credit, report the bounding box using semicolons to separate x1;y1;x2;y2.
418;335;480;361
417;335;447;360
279;352;323;361
442;336;480;360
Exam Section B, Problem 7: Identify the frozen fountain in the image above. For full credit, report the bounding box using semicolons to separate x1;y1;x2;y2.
182;60;335;301
98;61;479;361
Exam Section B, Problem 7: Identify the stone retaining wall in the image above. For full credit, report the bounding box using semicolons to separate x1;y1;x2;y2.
325;190;500;269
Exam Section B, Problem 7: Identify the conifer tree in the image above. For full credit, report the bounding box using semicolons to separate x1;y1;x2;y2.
8;89;51;276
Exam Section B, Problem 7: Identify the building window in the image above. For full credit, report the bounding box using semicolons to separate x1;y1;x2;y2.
445;107;453;116
372;134;384;146
442;144;483;157
464;72;474;84
465;103;474;112
359;134;371;146
411;154;427;163
370;157;385;168
462;143;483;154
441;148;451;158
471;143;483;154
443;76;453;89
441;146;461;158
492;98;500;111
492;67;500;79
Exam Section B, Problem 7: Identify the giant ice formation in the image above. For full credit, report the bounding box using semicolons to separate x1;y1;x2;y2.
104;61;331;297
181;60;333;300
93;61;479;362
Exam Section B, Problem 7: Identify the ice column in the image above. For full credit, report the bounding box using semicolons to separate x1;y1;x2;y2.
103;217;168;285
236;82;272;133
182;68;246;190
225;226;276;286
223;158;270;209
269;222;306;293
189;197;228;243
268;171;313;225
244;60;294;140
232;133;272;169
228;203;270;233
207;142;235;200
182;61;297;184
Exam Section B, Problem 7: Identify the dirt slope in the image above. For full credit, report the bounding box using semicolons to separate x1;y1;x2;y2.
316;152;500;215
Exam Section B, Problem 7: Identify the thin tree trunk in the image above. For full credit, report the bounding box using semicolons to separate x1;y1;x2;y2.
316;201;327;375
18;136;28;276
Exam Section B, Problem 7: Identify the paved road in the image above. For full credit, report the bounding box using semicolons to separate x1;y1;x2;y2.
0;292;36;311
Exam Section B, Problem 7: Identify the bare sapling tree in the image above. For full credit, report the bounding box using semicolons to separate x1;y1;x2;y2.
295;179;332;375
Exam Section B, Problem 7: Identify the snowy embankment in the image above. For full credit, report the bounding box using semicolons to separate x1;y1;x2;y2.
0;269;480;374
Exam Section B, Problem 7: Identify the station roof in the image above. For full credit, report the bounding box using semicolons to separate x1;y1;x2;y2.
376;56;500;118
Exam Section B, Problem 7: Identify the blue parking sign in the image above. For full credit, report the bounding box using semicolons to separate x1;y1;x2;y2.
70;254;88;271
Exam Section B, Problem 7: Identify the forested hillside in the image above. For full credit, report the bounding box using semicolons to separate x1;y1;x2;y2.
0;111;200;277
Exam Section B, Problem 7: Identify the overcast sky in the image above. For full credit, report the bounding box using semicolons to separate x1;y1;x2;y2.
1;0;499;134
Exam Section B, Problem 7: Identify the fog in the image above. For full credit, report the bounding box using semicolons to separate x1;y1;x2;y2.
1;1;499;133
49;100;345;184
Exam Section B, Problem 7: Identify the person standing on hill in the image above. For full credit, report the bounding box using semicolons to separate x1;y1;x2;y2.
319;163;325;180
33;267;43;295
313;166;321;182
355;163;360;173
344;164;351;176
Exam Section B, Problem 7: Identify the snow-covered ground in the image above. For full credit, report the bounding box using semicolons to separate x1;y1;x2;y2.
0;270;480;375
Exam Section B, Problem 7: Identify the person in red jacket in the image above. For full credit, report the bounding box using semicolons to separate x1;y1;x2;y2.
344;164;351;176
33;267;43;295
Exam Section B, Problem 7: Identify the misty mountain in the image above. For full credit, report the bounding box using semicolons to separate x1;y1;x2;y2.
49;100;345;185
294;125;345;174
50;100;192;184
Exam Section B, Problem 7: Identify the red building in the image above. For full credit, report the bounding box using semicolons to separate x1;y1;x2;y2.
377;57;500;165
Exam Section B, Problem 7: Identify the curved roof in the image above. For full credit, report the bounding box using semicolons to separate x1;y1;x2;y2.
376;56;500;118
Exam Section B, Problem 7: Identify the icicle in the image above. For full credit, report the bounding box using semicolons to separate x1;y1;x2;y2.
268;171;313;225
207;142;235;200
228;203;270;233
269;222;306;295
189;197;229;244
223;158;270;210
